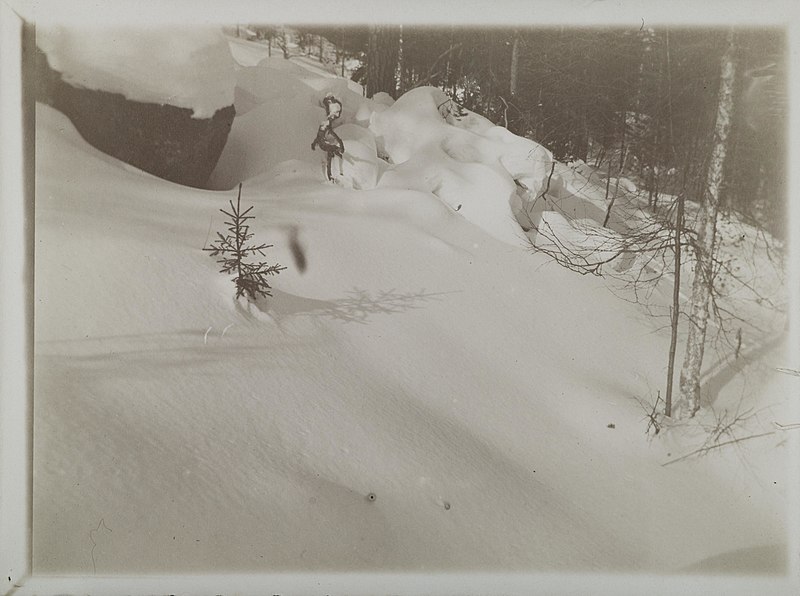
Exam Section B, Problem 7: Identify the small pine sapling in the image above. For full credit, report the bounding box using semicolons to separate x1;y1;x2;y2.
204;183;285;300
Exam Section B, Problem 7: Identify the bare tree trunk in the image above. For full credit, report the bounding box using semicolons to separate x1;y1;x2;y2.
340;28;345;77
280;26;289;59
367;25;399;98
678;29;737;418
397;25;405;95
319;35;324;62
665;189;684;417
510;30;520;96
603;116;627;228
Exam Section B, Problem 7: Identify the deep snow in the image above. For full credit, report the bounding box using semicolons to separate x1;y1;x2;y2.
37;26;236;118
32;35;792;576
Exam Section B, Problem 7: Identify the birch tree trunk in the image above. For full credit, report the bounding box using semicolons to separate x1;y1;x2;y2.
678;29;737;418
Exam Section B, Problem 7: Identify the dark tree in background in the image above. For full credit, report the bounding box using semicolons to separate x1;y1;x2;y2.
367;25;400;98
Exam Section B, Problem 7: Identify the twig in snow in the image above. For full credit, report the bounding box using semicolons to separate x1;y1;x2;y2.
89;518;111;574
661;431;776;466
203;216;214;250
645;391;662;435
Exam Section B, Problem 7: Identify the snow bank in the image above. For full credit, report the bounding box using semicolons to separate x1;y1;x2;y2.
37;26;235;118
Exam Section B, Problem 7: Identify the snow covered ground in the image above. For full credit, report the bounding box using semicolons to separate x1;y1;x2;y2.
32;35;794;579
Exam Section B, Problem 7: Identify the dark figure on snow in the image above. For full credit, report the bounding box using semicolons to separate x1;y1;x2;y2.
311;93;345;181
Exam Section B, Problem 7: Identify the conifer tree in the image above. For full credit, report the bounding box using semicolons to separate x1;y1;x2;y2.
204;183;285;300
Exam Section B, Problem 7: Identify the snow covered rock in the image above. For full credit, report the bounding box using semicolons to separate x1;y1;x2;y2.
370;87;553;246
371;91;395;107
334;124;381;190
36;27;237;188
208;98;320;190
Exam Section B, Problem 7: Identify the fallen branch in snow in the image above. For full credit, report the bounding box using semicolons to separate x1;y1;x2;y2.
661;430;776;466
775;367;800;377
773;421;800;431
633;393;663;437
646;392;663;435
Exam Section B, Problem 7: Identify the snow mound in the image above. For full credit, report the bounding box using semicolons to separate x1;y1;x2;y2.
370;87;553;246
371;91;395;107
335;124;382;190
232;65;313;114
354;101;389;129
378;151;525;246
38;26;236;119
209;98;321;190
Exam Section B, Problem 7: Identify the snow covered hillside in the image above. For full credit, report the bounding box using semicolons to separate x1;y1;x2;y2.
33;36;792;577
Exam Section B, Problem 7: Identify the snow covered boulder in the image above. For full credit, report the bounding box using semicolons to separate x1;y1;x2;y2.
334;124;382;190
232;64;312;116
481;126;553;196
209;98;321;189
370;86;553;246
36;27;237;188
371;92;395;107
368;86;447;164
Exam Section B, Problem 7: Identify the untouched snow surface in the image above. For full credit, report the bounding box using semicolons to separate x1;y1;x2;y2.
33;37;791;576
37;27;236;118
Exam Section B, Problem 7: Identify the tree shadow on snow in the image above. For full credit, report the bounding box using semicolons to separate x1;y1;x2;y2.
700;331;787;408
262;288;452;325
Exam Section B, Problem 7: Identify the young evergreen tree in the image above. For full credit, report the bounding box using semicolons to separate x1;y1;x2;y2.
204;183;285;300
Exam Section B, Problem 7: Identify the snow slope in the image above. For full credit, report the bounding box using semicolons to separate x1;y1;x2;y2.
32;37;792;577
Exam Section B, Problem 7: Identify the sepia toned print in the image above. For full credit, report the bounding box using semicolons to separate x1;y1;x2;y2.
3;5;796;595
